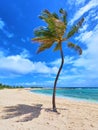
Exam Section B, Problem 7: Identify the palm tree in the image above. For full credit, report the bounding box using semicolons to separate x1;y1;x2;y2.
32;9;84;112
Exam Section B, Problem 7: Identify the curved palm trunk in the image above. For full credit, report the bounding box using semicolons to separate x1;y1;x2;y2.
52;42;64;112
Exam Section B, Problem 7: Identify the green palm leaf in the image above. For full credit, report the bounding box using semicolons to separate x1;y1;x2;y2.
34;27;56;38
59;8;67;28
67;42;82;55
66;18;84;39
39;9;66;38
37;42;54;53
32;37;55;44
52;13;59;19
54;43;61;51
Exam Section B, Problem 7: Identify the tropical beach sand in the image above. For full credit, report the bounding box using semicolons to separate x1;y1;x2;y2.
0;89;98;130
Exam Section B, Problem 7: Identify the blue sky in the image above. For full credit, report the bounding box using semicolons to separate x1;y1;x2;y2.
0;0;98;87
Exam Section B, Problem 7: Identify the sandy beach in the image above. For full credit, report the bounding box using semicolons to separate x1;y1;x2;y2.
0;89;98;130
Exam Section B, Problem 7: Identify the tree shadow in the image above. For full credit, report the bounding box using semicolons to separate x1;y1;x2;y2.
2;104;42;122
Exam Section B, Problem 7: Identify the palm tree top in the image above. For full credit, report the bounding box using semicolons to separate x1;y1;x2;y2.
32;8;84;55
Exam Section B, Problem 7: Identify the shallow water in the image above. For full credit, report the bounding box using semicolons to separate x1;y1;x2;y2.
31;88;98;103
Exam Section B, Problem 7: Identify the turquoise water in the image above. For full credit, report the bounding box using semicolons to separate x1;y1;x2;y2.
31;88;98;103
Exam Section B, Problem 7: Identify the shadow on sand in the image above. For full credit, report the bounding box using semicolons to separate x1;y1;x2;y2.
2;104;68;122
44;107;67;114
2;104;42;122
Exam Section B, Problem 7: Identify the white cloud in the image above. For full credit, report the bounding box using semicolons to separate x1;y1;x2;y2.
0;55;34;74
70;0;98;24
94;16;98;20
0;51;4;58
0;18;14;38
75;31;93;42
20;49;31;58
68;0;86;6
73;26;98;77
0;51;58;77
75;23;98;43
85;9;98;23
3;30;14;38
50;56;74;66
75;0;86;5
21;38;26;43
19;82;37;86
0;19;5;30
79;23;88;32
75;9;98;41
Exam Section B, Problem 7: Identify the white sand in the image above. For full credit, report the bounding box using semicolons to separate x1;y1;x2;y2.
0;89;98;130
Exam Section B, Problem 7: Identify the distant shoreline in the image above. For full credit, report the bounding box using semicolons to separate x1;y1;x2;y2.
30;87;98;89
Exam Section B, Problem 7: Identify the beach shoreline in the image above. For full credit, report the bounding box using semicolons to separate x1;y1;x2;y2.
0;88;98;130
30;88;98;104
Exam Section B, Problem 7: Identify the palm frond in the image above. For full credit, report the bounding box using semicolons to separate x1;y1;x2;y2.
39;9;66;38
54;43;61;51
37;42;53;53
67;42;82;55
39;9;56;25
34;26;55;38
52;13;59;19
75;45;82;55
66;18;84;39
32;37;55;44
59;8;67;28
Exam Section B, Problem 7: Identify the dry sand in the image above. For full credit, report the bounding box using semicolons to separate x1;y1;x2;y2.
0;88;98;130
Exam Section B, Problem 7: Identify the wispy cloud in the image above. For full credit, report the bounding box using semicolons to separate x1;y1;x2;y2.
75;31;93;42
94;16;98;20
84;9;98;24
68;0;86;7
75;24;98;43
0;51;4;58
3;30;14;38
75;0;86;5
79;23;88;32
70;0;98;24
0;18;5;30
18;81;38;86
0;18;14;38
20;49;31;58
50;56;74;67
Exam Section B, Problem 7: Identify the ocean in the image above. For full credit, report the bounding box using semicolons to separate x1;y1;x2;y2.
31;88;98;103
